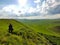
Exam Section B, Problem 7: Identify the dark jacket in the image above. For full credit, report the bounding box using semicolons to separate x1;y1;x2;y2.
9;24;13;30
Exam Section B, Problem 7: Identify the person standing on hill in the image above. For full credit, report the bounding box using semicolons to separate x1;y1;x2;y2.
8;24;13;33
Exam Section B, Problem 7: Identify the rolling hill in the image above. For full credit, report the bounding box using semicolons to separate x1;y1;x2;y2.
0;19;60;45
17;19;60;45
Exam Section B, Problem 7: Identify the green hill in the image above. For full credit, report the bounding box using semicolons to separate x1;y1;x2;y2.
0;19;60;45
17;19;60;45
17;19;60;36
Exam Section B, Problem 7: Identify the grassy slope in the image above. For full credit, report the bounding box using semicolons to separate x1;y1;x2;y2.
0;19;55;45
17;19;60;37
0;19;24;45
17;19;60;45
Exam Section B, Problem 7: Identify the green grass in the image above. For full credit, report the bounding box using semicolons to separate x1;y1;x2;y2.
0;19;60;45
17;19;60;45
17;19;60;37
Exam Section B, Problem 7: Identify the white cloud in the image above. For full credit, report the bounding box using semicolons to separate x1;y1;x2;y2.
2;5;28;16
20;14;60;19
46;0;60;9
46;0;55;3
18;0;28;7
0;0;60;19
34;0;40;3
40;1;47;14
0;13;60;19
28;7;37;13
2;5;19;14
0;5;18;17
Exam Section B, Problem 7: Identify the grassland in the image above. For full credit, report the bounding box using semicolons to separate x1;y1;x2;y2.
17;19;60;36
0;19;60;45
17;19;60;45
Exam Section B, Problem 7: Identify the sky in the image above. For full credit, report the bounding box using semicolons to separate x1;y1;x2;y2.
0;0;60;19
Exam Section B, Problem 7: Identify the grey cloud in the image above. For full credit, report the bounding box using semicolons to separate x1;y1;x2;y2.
56;0;60;2
45;0;60;15
48;5;60;14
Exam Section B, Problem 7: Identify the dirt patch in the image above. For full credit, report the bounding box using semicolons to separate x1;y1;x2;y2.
53;26;60;32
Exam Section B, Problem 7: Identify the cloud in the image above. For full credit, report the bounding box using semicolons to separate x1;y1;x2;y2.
34;0;40;3
0;5;18;17
19;14;60;19
48;5;60;14
18;0;28;7
45;0;60;14
0;14;59;19
0;0;60;19
2;5;19;14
